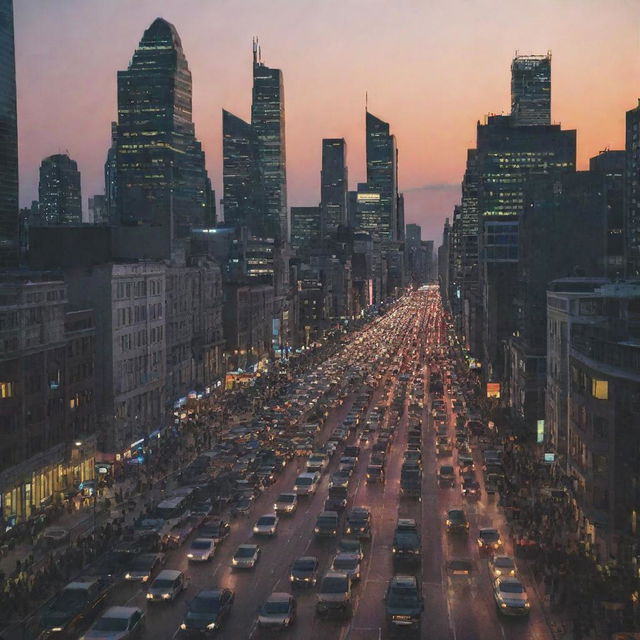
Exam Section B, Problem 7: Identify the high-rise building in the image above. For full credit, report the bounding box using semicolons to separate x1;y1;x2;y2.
38;154;82;225
625;102;640;276
88;195;108;225
114;18;212;242
511;53;551;126
365;111;398;240
252;41;287;242
291;206;321;250
222;109;264;233
321;138;348;237
0;0;18;266
104;121;117;224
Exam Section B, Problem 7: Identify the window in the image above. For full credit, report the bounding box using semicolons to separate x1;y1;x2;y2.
0;382;15;399
592;379;609;400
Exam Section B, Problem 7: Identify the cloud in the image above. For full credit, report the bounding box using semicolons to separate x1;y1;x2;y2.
403;182;460;194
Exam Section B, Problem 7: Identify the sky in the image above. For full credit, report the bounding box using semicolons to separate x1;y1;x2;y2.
13;0;640;243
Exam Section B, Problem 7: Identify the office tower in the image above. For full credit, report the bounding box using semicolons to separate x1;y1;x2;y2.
321;138;348;237
625;102;640;276
88;195;108;225
252;41;287;242
104;122;117;224
365;111;398;240
114;18;212;241
222;109;264;233
590;150;625;277
396;193;405;242
291;206;321;249
406;223;421;245
0;0;18;266
511;53;551;126
347;190;358;228
38;154;82;225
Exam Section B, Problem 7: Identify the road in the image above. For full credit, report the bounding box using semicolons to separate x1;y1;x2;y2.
101;288;555;640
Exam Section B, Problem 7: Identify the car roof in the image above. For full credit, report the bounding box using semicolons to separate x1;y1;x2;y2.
323;571;349;580
295;556;318;564
155;569;182;580
392;575;417;588
334;552;359;561
267;592;293;602
238;544;258;550
100;606;141;618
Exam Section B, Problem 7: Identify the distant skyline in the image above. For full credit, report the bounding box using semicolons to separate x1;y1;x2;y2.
13;0;640;242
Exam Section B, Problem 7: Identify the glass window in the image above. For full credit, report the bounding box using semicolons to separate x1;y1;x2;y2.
592;379;609;400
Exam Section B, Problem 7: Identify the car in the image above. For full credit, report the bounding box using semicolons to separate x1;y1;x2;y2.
445;509;469;533
344;445;361;460
314;511;339;537
345;507;371;539
338;538;364;560
493;577;530;616
489;555;518;579
438;465;455;487
316;571;352;616
273;492;298;515
392;519;421;564
403;450;422;466
458;455;474;471
325;485;348;513
258;592;297;629
306;454;328;474
231;544;260;569
293;472;320;496
146;570;187;603
338;457;356;475
477;528;503;552
446;558;474;581
124;553;165;583
199;517;230;542
385;575;423;633
329;472;350;489
179;588;234;634
366;464;385;483
187;538;216;562
80;606;145;640
461;478;481;498
331;553;361;581
253;513;279;536
436;438;452;456
39;526;70;547
290;556;319;586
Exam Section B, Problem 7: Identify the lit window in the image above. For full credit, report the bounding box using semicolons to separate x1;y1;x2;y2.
592;379;609;400
0;382;14;398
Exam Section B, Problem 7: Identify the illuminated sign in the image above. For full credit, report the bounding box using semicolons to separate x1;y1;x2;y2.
357;192;380;202
537;419;545;443
543;452;555;463
486;383;500;398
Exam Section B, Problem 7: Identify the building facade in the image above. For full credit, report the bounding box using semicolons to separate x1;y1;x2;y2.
624;102;640;277
511;53;551;127
38;154;82;225
321;138;348;237
291;206;321;250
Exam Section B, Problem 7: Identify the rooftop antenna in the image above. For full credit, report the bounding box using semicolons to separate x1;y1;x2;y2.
365;91;368;112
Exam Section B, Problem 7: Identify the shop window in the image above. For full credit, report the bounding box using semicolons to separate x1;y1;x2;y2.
592;379;609;400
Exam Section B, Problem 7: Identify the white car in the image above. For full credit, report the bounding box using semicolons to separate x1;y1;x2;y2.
81;606;145;640
294;473;320;496
187;538;216;562
330;553;361;581
253;513;279;536
274;492;298;514
231;544;260;569
488;555;517;579
146;570;187;603
493;577;530;616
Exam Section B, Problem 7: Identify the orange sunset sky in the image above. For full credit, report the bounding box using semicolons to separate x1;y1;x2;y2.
13;0;640;243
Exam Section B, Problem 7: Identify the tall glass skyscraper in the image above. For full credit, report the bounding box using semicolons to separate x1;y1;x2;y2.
365;111;397;241
114;18;212;240
38;154;82;225
511;53;551;127
222;109;265;234
252;42;288;242
0;0;18;266
321;138;348;237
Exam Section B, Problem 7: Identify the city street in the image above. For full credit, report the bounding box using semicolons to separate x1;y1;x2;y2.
95;289;556;640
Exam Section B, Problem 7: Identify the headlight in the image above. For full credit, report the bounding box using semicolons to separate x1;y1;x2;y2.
253;527;259;533
146;593;154;599
524;602;530;608
180;623;187;630
290;575;295;581
51;628;63;632
495;569;502;576
162;593;171;599
274;504;278;510
206;622;217;630
187;553;194;558
314;527;320;533
500;602;507;608
392;547;397;553
232;558;238;565
346;528;351;534
446;520;451;526
125;573;131;579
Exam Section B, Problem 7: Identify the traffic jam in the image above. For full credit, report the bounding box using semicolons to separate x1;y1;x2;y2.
33;286;551;640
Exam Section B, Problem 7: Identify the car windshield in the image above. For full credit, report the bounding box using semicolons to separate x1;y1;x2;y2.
481;531;499;541
92;617;129;632
191;596;220;613
449;511;465;520
236;547;256;558
296;477;312;486
294;559;316;571
500;582;524;594
321;578;348;594
495;557;514;568
278;495;295;503
131;557;155;570
441;467;454;474
388;587;420;607
339;540;359;553
263;601;290;615
333;558;357;570
55;589;88;607
191;540;212;550
153;579;175;589
257;517;275;526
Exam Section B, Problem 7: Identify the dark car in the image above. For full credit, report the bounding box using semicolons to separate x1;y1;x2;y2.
461;478;481;499
385;575;423;633
325;486;348;513
366;465;385;484
345;507;371;539
179;588;234;635
290;556;319;587
445;508;469;534
314;511;339;538
199;518;230;542
124;553;165;584
447;558;474;585
41;577;112;637
392;519;421;565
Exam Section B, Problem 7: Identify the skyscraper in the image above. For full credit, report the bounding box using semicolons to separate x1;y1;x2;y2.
365;111;398;240
252;41;288;242
511;53;551;126
0;0;18;266
320;138;348;237
625;102;640;276
222;109;264;233
114;18;212;241
291;206;321;250
38;154;82;225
